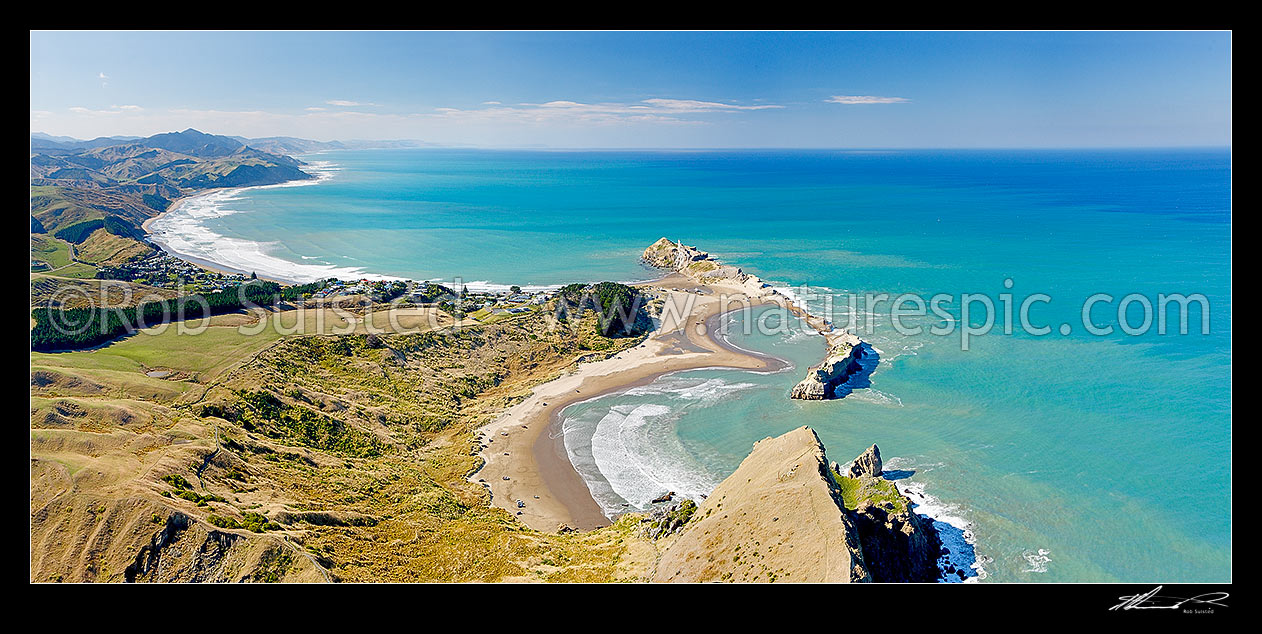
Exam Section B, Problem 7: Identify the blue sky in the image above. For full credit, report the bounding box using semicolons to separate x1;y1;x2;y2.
29;31;1231;148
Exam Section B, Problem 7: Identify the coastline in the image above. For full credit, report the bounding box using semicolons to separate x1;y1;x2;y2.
137;192;853;535
140;188;303;284
140;162;336;285
471;272;815;532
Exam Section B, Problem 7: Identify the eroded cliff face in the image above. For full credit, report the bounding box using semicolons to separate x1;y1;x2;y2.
790;332;868;400
654;427;871;583
124;511;308;583
654;430;941;583
833;446;942;583
847;497;942;583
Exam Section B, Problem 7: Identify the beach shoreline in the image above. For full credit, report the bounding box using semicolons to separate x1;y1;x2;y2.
139;188;300;284
470;272;819;532
139;163;336;285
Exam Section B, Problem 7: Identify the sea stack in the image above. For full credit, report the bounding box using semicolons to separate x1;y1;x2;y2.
789;331;868;400
840;443;942;583
847;444;883;478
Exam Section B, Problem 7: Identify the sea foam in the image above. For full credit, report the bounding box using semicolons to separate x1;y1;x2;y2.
146;161;393;283
884;456;989;583
563;375;758;517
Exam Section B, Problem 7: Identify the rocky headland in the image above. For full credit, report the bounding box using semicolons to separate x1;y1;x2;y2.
651;427;941;583
642;237;874;401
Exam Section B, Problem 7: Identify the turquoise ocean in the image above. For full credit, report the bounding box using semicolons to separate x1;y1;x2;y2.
148;148;1231;582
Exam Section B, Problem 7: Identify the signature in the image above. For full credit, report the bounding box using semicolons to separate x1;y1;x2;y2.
1110;586;1229;611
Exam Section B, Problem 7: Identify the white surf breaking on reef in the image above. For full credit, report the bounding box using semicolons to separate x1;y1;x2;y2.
883;456;990;583
1022;548;1052;573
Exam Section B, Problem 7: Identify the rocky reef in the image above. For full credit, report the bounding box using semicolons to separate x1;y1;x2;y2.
654;427;941;583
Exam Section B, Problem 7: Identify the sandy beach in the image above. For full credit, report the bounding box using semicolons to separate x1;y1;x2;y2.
471;272;820;532
141;187;300;285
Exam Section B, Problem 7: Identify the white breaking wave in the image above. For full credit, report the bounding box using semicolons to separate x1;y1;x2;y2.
884;457;988;583
848;389;904;407
624;376;758;402
145;162;395;283
1022;548;1052;574
563;375;759;517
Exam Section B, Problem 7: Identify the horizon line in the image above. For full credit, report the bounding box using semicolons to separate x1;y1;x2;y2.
29;132;1232;153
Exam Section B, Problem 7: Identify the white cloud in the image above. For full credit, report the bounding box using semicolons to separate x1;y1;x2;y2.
68;105;141;116
327;100;377;107
431;97;782;126
826;95;910;105
641;98;782;112
35;95;785;146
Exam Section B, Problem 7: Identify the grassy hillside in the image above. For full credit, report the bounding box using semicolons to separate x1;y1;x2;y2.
76;229;154;266
31;302;658;582
30;185;158;238
30;234;74;269
30;129;314;271
30;275;181;310
30;234;101;280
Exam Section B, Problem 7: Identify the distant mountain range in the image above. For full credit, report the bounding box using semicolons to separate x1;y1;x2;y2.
32;131;436;156
30;128;446;270
29;128;331;265
31;128;310;186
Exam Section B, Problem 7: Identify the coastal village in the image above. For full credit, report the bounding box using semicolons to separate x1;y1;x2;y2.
92;248;558;322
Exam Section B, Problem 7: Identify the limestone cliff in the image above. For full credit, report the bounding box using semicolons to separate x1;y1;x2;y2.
790;332;869;400
654;430;941;583
654;426;871;583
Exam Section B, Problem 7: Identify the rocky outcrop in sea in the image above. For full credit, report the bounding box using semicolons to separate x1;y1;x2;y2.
832;444;942;583
641;238;875;401
847;444;883;478
789;332;870;400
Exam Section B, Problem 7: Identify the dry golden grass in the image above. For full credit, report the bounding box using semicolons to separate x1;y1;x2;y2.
31;301;660;582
